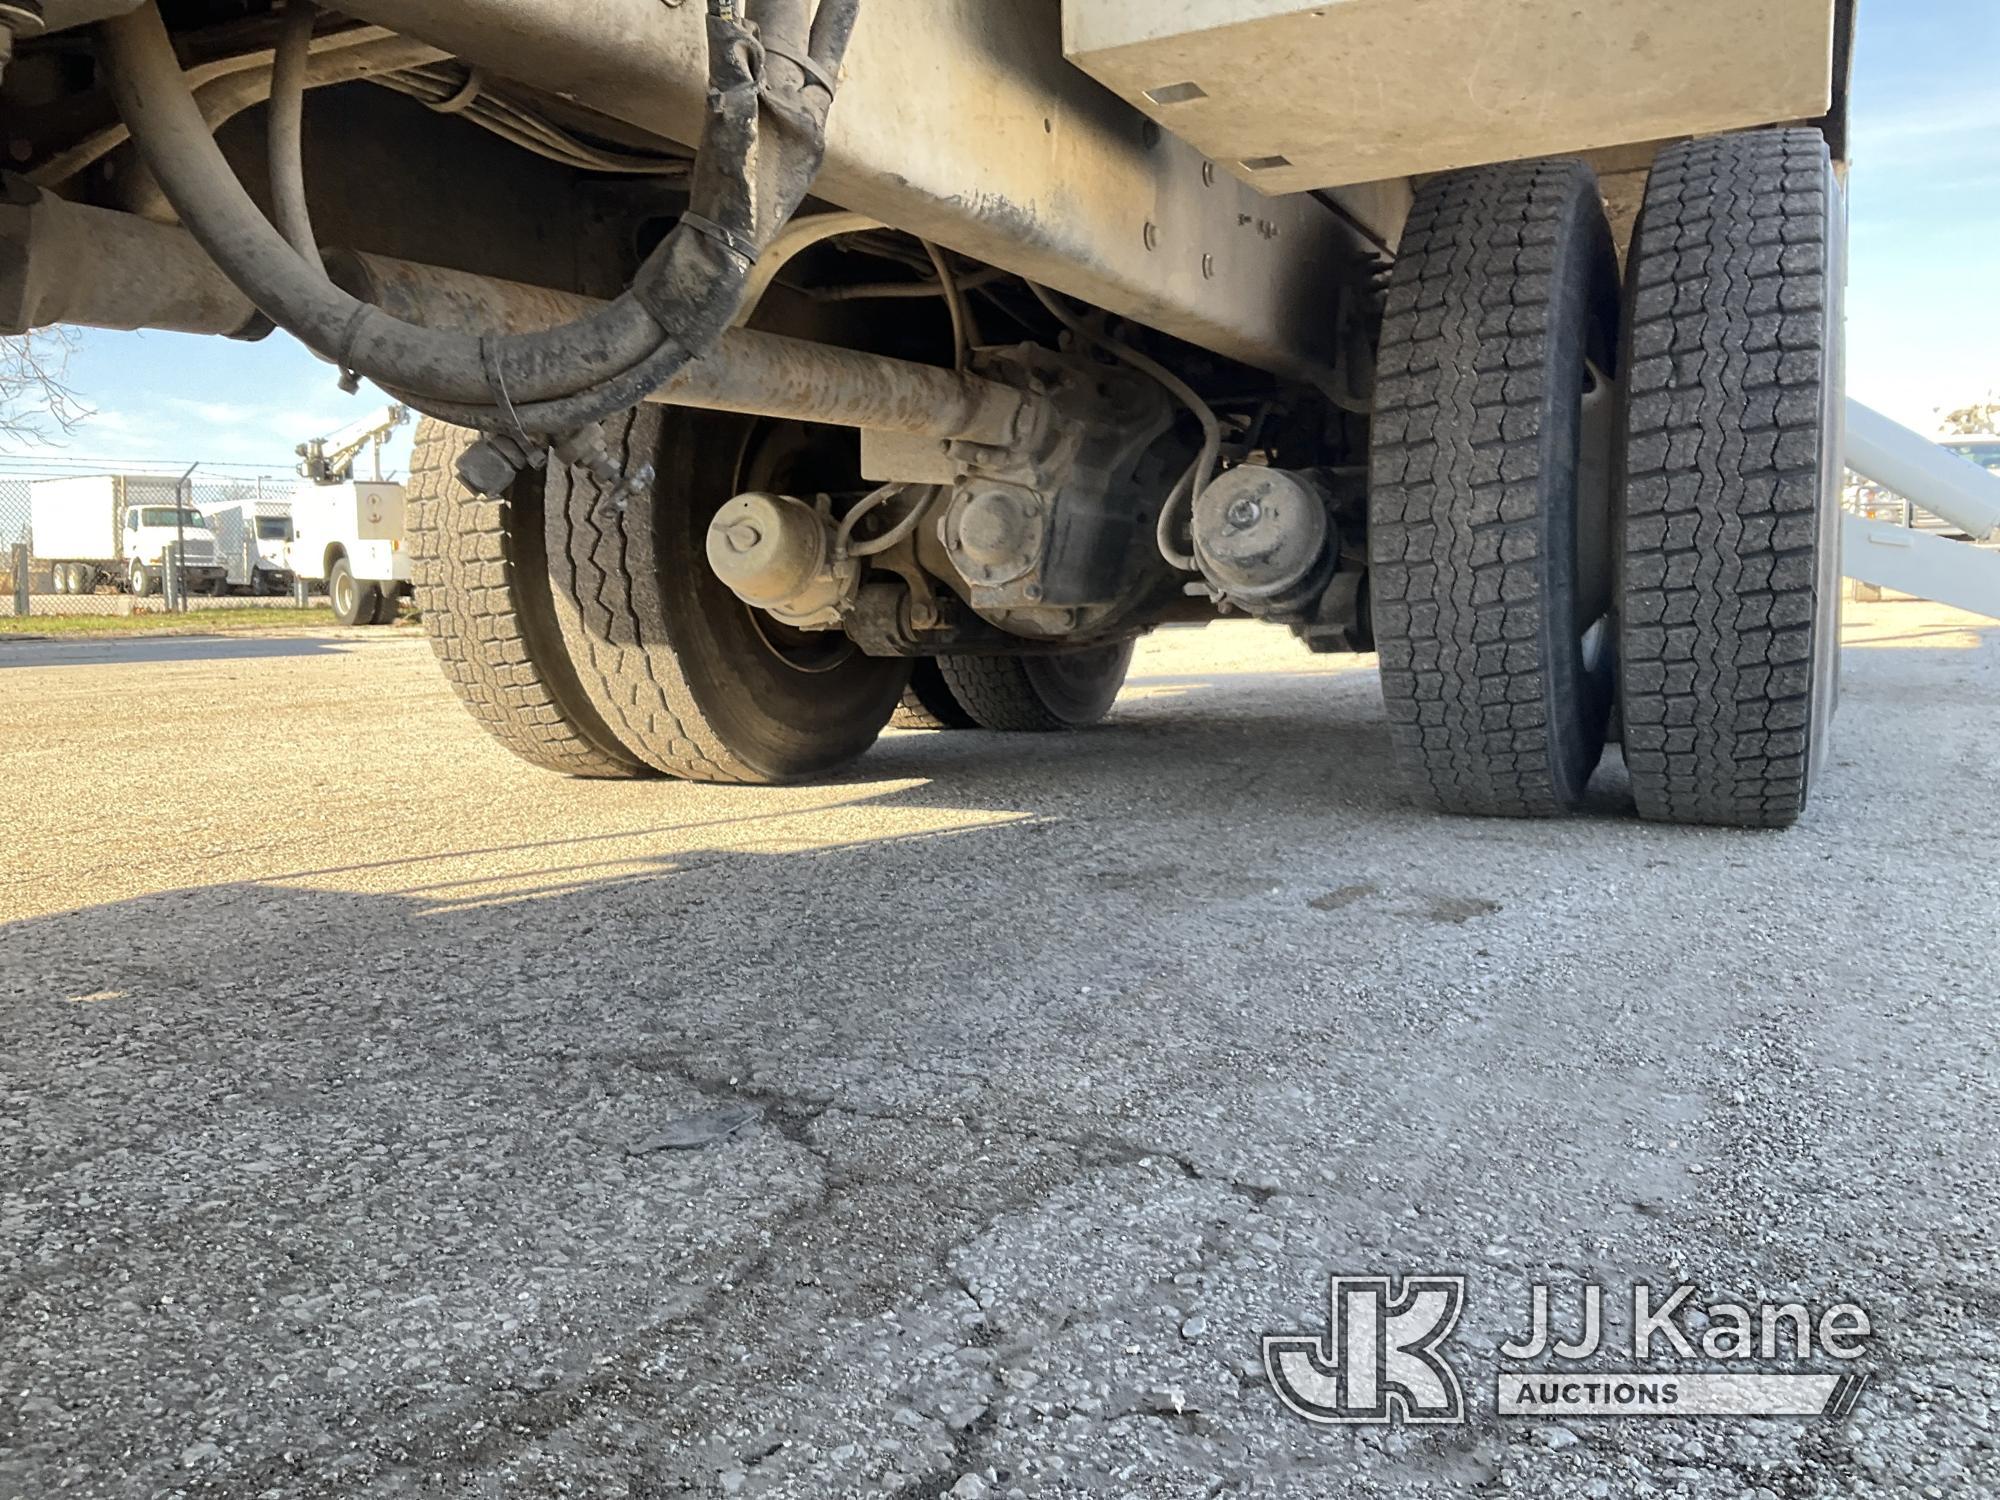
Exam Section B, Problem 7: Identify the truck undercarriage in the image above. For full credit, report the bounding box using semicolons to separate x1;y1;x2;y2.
1;0;1858;826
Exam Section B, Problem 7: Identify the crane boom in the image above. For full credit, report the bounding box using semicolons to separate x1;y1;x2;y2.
297;403;411;485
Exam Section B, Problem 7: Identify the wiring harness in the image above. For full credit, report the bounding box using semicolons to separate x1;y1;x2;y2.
99;0;860;498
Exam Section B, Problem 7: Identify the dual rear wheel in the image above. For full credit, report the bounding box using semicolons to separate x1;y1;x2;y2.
409;410;1137;785
1370;128;1845;829
328;557;403;626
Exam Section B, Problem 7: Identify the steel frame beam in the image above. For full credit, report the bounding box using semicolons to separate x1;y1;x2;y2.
331;0;1403;391
1843;400;2000;622
1843;518;2000;622
1845;400;2000;541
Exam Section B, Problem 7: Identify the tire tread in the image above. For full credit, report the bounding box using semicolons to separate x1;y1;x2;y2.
1370;158;1612;816
1619;129;1836;829
407;419;651;779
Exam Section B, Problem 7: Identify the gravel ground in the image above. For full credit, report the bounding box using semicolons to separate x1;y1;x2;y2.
2;602;1996;1498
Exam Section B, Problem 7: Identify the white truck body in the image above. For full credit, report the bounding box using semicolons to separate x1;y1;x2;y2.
287;480;410;590
29;474;228;592
205;498;296;591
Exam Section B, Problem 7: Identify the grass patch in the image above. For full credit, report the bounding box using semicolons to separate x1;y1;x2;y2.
0;606;374;637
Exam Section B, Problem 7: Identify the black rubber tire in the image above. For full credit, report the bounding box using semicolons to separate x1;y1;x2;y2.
1617;129;1845;830
543;405;910;783
1370;157;1621;817
406;419;653;779
129;562;155;597
935;642;1135;732
327;556;376;627
891;658;979;731
370;586;402;625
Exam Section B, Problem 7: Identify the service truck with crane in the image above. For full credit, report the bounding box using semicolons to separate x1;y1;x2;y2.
11;0;1998;829
285;402;412;624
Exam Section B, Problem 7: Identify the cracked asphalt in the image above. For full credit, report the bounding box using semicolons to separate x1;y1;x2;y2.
3;601;1997;1498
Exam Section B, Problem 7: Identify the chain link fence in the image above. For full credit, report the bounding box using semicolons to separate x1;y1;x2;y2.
1;466;307;619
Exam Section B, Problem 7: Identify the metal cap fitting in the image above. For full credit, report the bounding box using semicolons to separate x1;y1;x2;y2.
705;491;843;622
1191;465;1332;603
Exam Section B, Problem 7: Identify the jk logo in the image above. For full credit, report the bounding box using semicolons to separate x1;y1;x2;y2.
1265;1275;1467;1425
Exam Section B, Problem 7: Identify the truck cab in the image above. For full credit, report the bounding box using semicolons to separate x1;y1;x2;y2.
123;504;226;595
205;501;297;594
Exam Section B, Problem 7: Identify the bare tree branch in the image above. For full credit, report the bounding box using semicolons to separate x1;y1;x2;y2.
0;329;93;444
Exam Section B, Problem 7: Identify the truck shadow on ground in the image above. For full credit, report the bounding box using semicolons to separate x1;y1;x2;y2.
0;632;367;669
0;797;1755;1497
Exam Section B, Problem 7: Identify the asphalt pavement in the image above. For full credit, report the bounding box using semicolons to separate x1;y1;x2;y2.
3;604;1996;1498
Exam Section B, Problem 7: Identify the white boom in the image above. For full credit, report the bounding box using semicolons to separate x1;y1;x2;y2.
1842;400;2000;622
297;403;411;485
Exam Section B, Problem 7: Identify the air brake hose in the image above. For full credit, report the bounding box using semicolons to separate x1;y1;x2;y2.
98;0;856;445
266;1;317;263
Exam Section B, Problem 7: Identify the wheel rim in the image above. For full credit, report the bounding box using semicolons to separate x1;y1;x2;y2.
633;407;910;780
332;572;352;619
1576;356;1618;673
1022;641;1135;725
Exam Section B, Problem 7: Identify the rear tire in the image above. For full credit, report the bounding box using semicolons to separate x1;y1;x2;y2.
370;587;402;626
1617;129;1845;829
542;405;910;783
936;643;1135;732
327;556;373;627
892;659;979;730
1369;157;1621;817
406;419;653;779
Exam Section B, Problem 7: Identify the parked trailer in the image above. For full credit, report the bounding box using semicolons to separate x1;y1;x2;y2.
286;481;410;627
29;475;228;597
1;0;1862;825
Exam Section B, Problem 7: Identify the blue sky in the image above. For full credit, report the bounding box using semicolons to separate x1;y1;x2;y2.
3;0;1994;480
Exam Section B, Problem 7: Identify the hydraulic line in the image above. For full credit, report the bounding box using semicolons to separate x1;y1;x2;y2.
266;1;319;263
920;239;974;371
98;0;859;448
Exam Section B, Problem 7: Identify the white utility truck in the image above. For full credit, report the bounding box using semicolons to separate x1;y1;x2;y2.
204;497;296;594
0;0;1885;826
30;475;228;597
287;480;410;626
285;404;412;625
